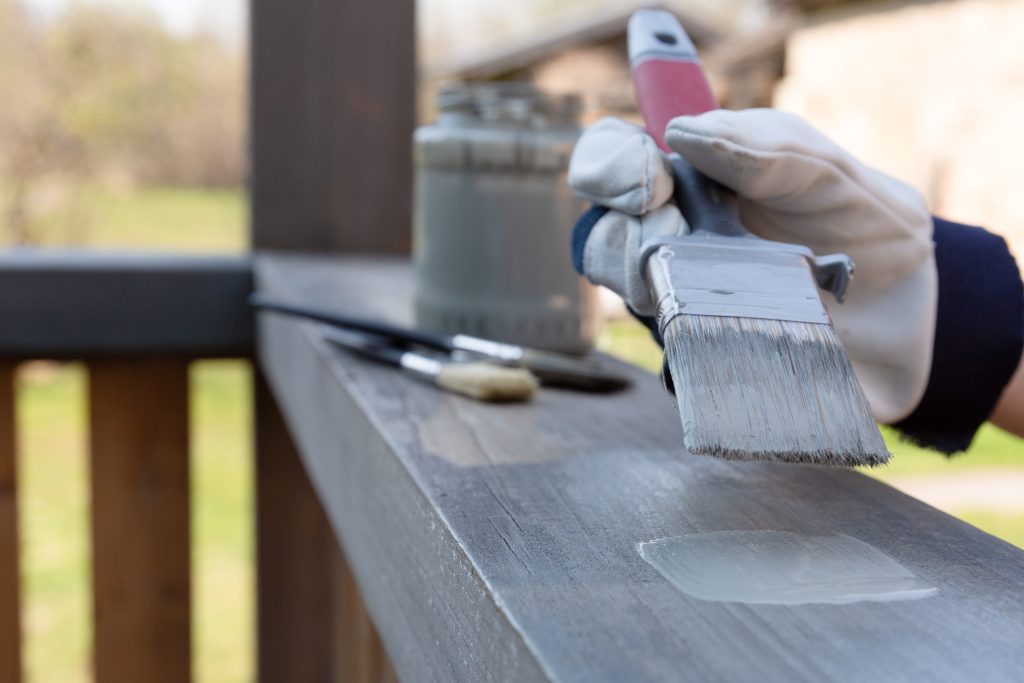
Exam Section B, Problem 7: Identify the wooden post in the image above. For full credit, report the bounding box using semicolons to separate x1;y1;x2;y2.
0;364;21;683
250;0;415;253
250;0;413;678
89;359;191;683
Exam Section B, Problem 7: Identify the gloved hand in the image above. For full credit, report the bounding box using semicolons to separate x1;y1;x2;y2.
568;110;937;424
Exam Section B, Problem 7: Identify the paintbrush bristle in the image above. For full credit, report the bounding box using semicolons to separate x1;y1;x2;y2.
663;315;889;466
436;362;539;402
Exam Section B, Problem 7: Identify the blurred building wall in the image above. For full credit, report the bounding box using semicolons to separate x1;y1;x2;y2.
777;0;1024;255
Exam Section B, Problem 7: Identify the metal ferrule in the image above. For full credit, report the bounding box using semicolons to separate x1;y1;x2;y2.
627;10;699;66
451;335;525;363
642;236;835;337
399;352;444;380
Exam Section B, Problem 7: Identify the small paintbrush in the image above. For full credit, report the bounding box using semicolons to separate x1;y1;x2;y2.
628;10;888;465
319;325;539;402
250;294;631;393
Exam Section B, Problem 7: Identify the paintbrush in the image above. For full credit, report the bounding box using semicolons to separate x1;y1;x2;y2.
319;325;539;402
250;294;631;393
628;10;888;465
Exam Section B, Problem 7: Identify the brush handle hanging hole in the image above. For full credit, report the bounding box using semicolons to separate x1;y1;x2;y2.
654;31;677;45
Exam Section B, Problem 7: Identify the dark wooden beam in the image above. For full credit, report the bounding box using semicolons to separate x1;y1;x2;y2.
249;0;414;676
250;0;415;253
0;252;252;358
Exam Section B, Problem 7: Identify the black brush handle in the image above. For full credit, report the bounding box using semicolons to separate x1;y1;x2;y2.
668;157;749;239
318;325;406;367
249;294;454;353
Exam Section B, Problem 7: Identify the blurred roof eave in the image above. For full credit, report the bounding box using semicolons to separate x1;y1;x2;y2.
421;1;725;83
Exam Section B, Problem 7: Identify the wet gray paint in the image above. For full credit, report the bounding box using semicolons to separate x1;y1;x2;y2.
638;530;938;605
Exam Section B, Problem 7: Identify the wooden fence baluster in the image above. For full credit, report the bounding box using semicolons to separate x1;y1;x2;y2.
332;548;398;683
255;372;338;682
0;363;21;683
89;359;191;683
255;372;397;683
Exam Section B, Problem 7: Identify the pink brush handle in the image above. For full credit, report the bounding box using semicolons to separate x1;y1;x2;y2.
628;10;750;239
633;61;717;151
628;10;717;152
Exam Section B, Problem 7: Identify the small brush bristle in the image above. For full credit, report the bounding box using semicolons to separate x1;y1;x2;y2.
436;362;539;402
663;315;889;466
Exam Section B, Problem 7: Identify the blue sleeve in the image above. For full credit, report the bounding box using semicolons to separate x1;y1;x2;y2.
571;205;607;275
572;205;664;343
573;204;670;385
891;217;1024;453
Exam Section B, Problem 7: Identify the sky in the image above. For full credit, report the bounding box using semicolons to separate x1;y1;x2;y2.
18;0;579;55
19;0;752;57
23;0;247;43
19;0;729;45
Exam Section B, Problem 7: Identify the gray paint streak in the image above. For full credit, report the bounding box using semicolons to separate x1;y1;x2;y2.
638;531;938;605
256;253;1024;683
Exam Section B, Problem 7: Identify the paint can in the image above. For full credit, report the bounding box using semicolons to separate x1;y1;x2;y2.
413;82;599;354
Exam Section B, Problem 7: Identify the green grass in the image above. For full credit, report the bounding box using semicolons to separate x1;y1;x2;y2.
17;363;90;683
80;187;248;252
190;362;253;683
877;424;1024;472
599;318;1024;548
4;185;248;252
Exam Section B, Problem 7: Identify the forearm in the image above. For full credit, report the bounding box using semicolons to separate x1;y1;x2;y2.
990;353;1024;438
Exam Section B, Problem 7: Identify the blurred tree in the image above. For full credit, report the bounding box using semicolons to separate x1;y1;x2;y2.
0;0;245;244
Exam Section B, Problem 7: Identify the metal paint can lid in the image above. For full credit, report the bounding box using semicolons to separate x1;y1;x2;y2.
435;81;581;128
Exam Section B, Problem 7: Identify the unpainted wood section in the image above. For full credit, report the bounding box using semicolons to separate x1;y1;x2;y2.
89;359;190;683
256;254;1024;683
250;0;414;253
0;364;21;683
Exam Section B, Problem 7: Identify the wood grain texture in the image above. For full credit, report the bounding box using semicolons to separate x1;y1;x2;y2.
250;0;414;253
0;364;21;683
0;252;252;358
89;359;190;683
256;253;1024;683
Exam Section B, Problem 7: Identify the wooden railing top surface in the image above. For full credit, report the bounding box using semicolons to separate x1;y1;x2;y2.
256;253;1024;683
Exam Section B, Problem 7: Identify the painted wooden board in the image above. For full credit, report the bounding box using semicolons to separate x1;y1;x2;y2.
256;254;1024;683
0;251;252;358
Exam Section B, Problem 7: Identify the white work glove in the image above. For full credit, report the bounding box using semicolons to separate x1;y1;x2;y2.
568;111;937;423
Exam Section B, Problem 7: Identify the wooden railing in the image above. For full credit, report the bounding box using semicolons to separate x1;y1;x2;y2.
0;253;398;682
0;0;415;677
0;254;247;682
3;253;1024;682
